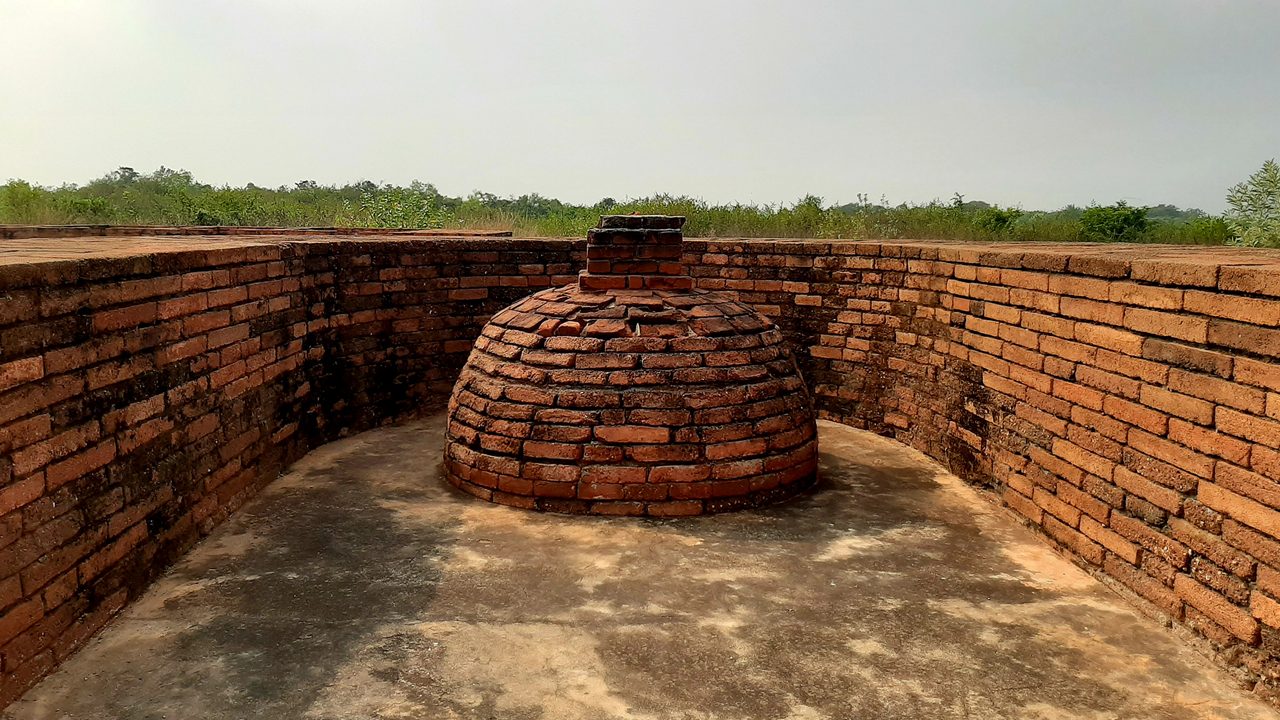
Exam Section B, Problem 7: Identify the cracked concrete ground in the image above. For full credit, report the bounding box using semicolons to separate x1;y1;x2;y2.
6;414;1278;720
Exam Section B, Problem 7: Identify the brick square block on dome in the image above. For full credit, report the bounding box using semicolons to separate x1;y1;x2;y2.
443;215;818;516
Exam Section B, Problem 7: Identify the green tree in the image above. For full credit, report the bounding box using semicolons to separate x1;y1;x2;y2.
1079;202;1150;243
1226;159;1280;247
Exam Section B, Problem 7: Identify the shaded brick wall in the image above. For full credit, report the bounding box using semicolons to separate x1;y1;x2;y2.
4;232;1280;705
684;238;1280;700
0;236;580;705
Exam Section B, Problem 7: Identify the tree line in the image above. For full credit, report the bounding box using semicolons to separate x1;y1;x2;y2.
1;161;1276;246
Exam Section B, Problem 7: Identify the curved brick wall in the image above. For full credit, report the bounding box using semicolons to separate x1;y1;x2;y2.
0;233;580;706
4;230;1280;705
683;238;1280;701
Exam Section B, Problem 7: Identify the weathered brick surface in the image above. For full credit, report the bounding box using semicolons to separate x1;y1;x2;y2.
0;231;577;707
5;229;1280;706
443;217;819;515
682;237;1280;701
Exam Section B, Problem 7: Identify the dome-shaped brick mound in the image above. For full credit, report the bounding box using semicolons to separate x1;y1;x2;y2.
443;215;818;516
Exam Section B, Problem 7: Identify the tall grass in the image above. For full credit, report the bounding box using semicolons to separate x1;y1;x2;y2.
0;167;1238;245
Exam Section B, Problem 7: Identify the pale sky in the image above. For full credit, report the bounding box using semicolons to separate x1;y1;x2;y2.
2;0;1277;212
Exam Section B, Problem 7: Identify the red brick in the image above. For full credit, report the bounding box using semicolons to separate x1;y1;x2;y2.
649;465;712;483
1199;482;1280;540
1042;515;1104;565
0;357;44;393
1103;554;1182;619
625;445;700;463
1168;517;1254;578
580;465;647;484
576;353;637;370
1113;467;1183;514
1124;307;1208;343
1047;273;1109;299
1220;266;1280;298
647;500;703;517
1168;419;1251;465
1033;486;1082;526
45;440;116;489
1224;520;1280;569
1074;323;1144;356
0;474;44;515
1169;369;1265;414
0;376;83;426
590;501;646;516
1216;407;1280;446
93;302;157;332
1110;512;1191;568
594;426;669;444
705;438;767;461
522;441;581;461
1209;319;1280;357
1216;462;1280;513
1110;282;1184;310
1102;396;1167;435
1061;297;1124;325
1080;516;1140;565
1051;379;1104;411
0;414;52;454
1251;590;1280;629
1128;430;1213;480
1075;366;1139;399
1139;385;1213;425
1174;574;1257;642
1142;339;1231;379
1235;357;1280;393
1002;487;1042;523
1056;481;1111;522
0;597;45;647
531;481;576;498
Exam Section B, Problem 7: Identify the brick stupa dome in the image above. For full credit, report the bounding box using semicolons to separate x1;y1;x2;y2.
443;215;818;516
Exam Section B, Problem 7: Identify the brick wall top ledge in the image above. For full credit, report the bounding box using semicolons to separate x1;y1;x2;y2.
5;233;1279;295
0;236;584;291
684;239;1280;297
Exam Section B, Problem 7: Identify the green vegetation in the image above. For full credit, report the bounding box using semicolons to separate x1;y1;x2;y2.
1226;159;1280;247
1079;201;1151;243
0;166;1255;246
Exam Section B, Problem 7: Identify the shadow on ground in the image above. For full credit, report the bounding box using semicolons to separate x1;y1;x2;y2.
6;416;1276;720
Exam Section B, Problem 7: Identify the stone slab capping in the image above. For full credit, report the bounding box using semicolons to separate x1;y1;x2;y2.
579;214;694;291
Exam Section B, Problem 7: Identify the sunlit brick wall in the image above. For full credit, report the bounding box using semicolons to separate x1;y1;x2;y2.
685;238;1280;700
0;235;580;706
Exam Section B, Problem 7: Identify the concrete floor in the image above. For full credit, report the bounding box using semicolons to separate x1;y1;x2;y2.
7;415;1278;720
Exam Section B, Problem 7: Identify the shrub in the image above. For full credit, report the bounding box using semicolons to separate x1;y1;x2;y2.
0;181;55;224
1079;202;1150;243
340;186;452;229
972;206;1023;234
1226;159;1280;247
